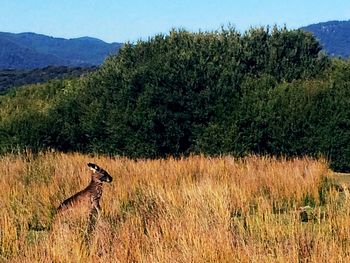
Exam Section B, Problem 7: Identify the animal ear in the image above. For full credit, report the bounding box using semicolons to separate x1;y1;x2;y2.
87;163;99;173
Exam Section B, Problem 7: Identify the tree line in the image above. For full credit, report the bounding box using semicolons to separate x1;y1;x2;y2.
0;26;349;171
0;66;97;93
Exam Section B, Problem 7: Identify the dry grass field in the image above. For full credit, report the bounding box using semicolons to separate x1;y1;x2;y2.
0;152;349;262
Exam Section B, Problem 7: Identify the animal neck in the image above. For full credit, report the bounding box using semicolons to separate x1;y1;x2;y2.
87;179;103;191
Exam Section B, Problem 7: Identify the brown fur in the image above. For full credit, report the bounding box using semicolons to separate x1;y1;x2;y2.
54;163;112;233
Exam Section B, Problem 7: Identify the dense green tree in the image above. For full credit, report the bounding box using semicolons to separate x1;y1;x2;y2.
3;26;349;171
69;27;327;157
265;69;350;171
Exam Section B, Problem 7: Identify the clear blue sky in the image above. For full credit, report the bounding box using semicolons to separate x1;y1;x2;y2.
1;0;349;43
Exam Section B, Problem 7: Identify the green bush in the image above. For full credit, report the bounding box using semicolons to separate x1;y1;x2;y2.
2;26;349;171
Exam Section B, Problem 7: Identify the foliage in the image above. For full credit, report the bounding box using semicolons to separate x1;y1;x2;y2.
0;66;97;93
1;26;349;171
61;26;328;157
0;80;67;151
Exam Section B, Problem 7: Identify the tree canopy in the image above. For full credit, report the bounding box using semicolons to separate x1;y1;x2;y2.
1;26;349;171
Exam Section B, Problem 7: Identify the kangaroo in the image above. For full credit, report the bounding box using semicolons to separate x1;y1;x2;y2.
54;163;113;234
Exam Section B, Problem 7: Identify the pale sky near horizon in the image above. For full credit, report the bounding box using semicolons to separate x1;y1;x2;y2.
0;0;349;43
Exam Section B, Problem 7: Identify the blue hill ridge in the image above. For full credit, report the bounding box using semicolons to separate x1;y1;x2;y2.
0;32;122;69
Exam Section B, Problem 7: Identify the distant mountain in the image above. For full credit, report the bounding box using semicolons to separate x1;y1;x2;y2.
0;32;122;69
301;20;350;58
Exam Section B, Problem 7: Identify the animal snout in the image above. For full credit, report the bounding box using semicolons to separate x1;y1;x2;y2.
106;175;113;183
102;173;113;183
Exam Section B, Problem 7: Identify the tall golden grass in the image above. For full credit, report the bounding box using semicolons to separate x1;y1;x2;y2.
0;152;348;262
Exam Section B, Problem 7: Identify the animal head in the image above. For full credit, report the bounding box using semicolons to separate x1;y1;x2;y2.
87;163;113;183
